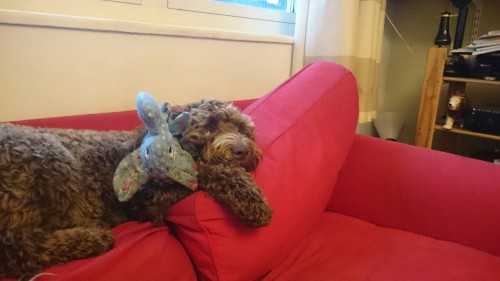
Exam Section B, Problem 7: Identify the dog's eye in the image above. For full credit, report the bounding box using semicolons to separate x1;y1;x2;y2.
189;135;200;141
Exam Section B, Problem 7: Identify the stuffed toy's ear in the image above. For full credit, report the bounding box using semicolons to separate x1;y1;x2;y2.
169;113;191;137
113;149;149;202
137;92;165;136
160;102;191;137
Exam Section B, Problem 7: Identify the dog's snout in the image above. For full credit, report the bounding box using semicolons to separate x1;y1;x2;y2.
231;143;248;156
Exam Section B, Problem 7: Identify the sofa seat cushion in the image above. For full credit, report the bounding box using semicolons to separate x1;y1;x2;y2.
168;61;359;281
13;222;197;281
263;212;500;281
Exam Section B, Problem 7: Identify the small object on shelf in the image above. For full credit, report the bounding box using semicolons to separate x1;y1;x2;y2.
434;11;452;47
472;52;500;80
464;30;500;56
443;91;468;130
443;54;470;77
463;106;500;136
472;148;500;164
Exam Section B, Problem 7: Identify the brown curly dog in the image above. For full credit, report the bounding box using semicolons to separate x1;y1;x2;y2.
0;124;143;279
0;99;272;279
126;99;273;228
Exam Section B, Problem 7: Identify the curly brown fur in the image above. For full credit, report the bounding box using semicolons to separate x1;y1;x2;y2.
129;99;273;228
0;123;143;280
124;182;192;226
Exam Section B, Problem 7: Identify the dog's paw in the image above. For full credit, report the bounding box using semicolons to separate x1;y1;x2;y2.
242;202;273;228
0;227;115;279
443;115;454;129
46;227;115;262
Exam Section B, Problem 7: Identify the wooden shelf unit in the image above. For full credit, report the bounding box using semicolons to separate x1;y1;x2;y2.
443;77;500;85
434;125;500;141
415;47;499;152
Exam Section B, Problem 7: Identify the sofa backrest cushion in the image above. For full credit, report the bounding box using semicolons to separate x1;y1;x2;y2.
9;100;255;131
167;62;359;281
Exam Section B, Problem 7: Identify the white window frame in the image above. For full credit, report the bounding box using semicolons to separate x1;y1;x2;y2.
167;0;295;24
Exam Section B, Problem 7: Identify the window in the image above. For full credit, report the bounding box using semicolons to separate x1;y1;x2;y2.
168;0;295;24
213;0;294;13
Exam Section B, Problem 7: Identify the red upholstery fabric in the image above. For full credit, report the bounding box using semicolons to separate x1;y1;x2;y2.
11;110;142;131
2;222;197;281
9;100;255;131
329;134;500;256
167;62;359;281
263;212;500;280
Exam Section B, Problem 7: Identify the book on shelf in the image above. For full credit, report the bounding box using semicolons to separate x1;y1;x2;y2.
486;30;500;36
467;39;500;48
450;30;500;56
472;45;500;56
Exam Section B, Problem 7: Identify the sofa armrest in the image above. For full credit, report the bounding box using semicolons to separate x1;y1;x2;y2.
328;134;500;256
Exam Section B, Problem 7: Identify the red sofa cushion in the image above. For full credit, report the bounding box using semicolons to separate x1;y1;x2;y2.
264;212;500;280
167;62;359;280
329;134;500;257
2;222;196;281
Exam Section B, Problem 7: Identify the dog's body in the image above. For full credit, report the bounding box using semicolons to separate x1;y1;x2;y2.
0;124;142;279
0;99;272;279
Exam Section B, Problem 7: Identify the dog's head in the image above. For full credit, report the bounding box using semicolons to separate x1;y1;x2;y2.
176;100;262;172
448;92;468;112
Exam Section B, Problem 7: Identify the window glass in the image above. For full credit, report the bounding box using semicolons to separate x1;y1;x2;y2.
168;0;295;24
213;0;294;12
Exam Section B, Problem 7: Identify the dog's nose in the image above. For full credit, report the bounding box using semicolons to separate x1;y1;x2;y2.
231;143;248;156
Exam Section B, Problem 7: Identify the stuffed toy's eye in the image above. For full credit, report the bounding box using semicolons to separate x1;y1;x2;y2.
145;148;150;161
169;146;174;160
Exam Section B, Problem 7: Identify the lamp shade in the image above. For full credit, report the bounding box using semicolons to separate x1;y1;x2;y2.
373;112;405;141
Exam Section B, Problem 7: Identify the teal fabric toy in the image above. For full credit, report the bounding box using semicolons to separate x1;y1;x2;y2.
113;92;198;202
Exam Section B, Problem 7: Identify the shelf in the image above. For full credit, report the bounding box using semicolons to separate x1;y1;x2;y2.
434;125;500;141
416;48;500;154
443;76;500;86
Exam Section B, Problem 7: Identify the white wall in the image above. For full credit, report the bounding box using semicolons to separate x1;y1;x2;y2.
0;1;294;121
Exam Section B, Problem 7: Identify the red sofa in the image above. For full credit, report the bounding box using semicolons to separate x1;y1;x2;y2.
6;62;500;280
